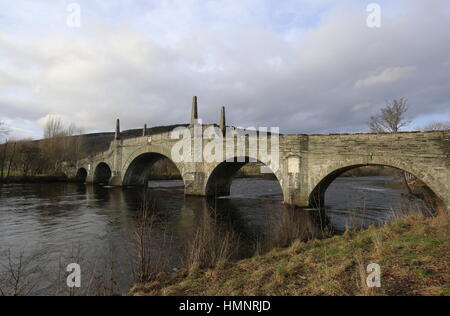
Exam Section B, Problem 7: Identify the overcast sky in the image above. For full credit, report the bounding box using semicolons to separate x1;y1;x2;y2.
1;0;449;139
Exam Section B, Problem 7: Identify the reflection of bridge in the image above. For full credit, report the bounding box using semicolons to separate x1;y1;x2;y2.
65;97;449;211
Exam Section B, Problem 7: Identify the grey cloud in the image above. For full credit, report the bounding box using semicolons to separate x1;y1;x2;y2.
0;0;449;139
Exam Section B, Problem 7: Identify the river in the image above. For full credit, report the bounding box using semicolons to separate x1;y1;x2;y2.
0;176;423;295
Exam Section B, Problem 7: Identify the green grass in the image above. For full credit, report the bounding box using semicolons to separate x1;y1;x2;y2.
131;213;450;296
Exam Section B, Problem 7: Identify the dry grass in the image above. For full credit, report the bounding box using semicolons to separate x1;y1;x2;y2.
256;207;332;254
183;209;240;273
0;250;46;296
131;210;450;296
130;190;169;284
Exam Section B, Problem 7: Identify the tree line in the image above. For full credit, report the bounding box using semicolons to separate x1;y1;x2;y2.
0;117;85;180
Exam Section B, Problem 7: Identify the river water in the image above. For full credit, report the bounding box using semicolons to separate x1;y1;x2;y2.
0;176;422;295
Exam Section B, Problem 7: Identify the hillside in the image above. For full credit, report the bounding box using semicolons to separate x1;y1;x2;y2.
66;124;189;156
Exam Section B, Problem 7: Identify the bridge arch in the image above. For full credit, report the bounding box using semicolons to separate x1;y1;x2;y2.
205;156;284;199
93;162;112;184
75;167;88;182
122;151;183;186
308;160;446;211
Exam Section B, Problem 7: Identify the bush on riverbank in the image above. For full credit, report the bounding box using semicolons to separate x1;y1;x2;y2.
131;211;449;296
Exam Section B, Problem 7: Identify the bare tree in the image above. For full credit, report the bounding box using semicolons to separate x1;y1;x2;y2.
422;121;450;131
6;141;16;178
16;141;41;177
43;116;64;139
369;98;410;133
41;117;85;174
0;141;8;180
0;117;85;179
0;250;46;296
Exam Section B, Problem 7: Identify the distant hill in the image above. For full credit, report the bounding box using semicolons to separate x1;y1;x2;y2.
77;124;189;155
51;123;276;156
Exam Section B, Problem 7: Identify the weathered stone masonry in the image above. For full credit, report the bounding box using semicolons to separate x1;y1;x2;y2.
65;98;449;211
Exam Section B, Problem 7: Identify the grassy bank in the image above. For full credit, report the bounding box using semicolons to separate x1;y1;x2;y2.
131;212;449;296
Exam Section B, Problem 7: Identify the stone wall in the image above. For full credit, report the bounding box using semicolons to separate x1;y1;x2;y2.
66;129;449;211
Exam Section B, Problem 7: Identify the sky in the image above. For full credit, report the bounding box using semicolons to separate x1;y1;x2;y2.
1;0;449;140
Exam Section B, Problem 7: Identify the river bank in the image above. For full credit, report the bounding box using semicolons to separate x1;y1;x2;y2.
0;175;69;184
131;212;450;296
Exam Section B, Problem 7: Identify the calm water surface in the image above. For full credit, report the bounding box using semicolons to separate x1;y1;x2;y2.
0;176;421;295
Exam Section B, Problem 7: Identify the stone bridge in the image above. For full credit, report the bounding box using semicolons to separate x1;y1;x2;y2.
65;97;450;211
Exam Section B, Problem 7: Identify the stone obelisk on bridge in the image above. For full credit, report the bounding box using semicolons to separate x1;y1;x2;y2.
65;97;449;212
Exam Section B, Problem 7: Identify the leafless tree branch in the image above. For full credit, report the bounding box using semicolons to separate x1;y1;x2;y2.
369;98;411;133
421;121;450;131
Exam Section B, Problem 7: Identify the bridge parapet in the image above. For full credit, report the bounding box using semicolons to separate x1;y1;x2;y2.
63;99;449;211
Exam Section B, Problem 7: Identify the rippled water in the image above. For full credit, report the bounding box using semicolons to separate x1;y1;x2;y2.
0;176;420;295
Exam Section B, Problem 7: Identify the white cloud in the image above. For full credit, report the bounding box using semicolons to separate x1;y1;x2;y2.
351;103;372;112
355;66;416;88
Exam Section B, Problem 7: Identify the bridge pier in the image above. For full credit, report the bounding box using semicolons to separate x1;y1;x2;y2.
284;190;310;208
109;173;123;186
184;171;208;196
86;174;94;184
64;123;448;213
